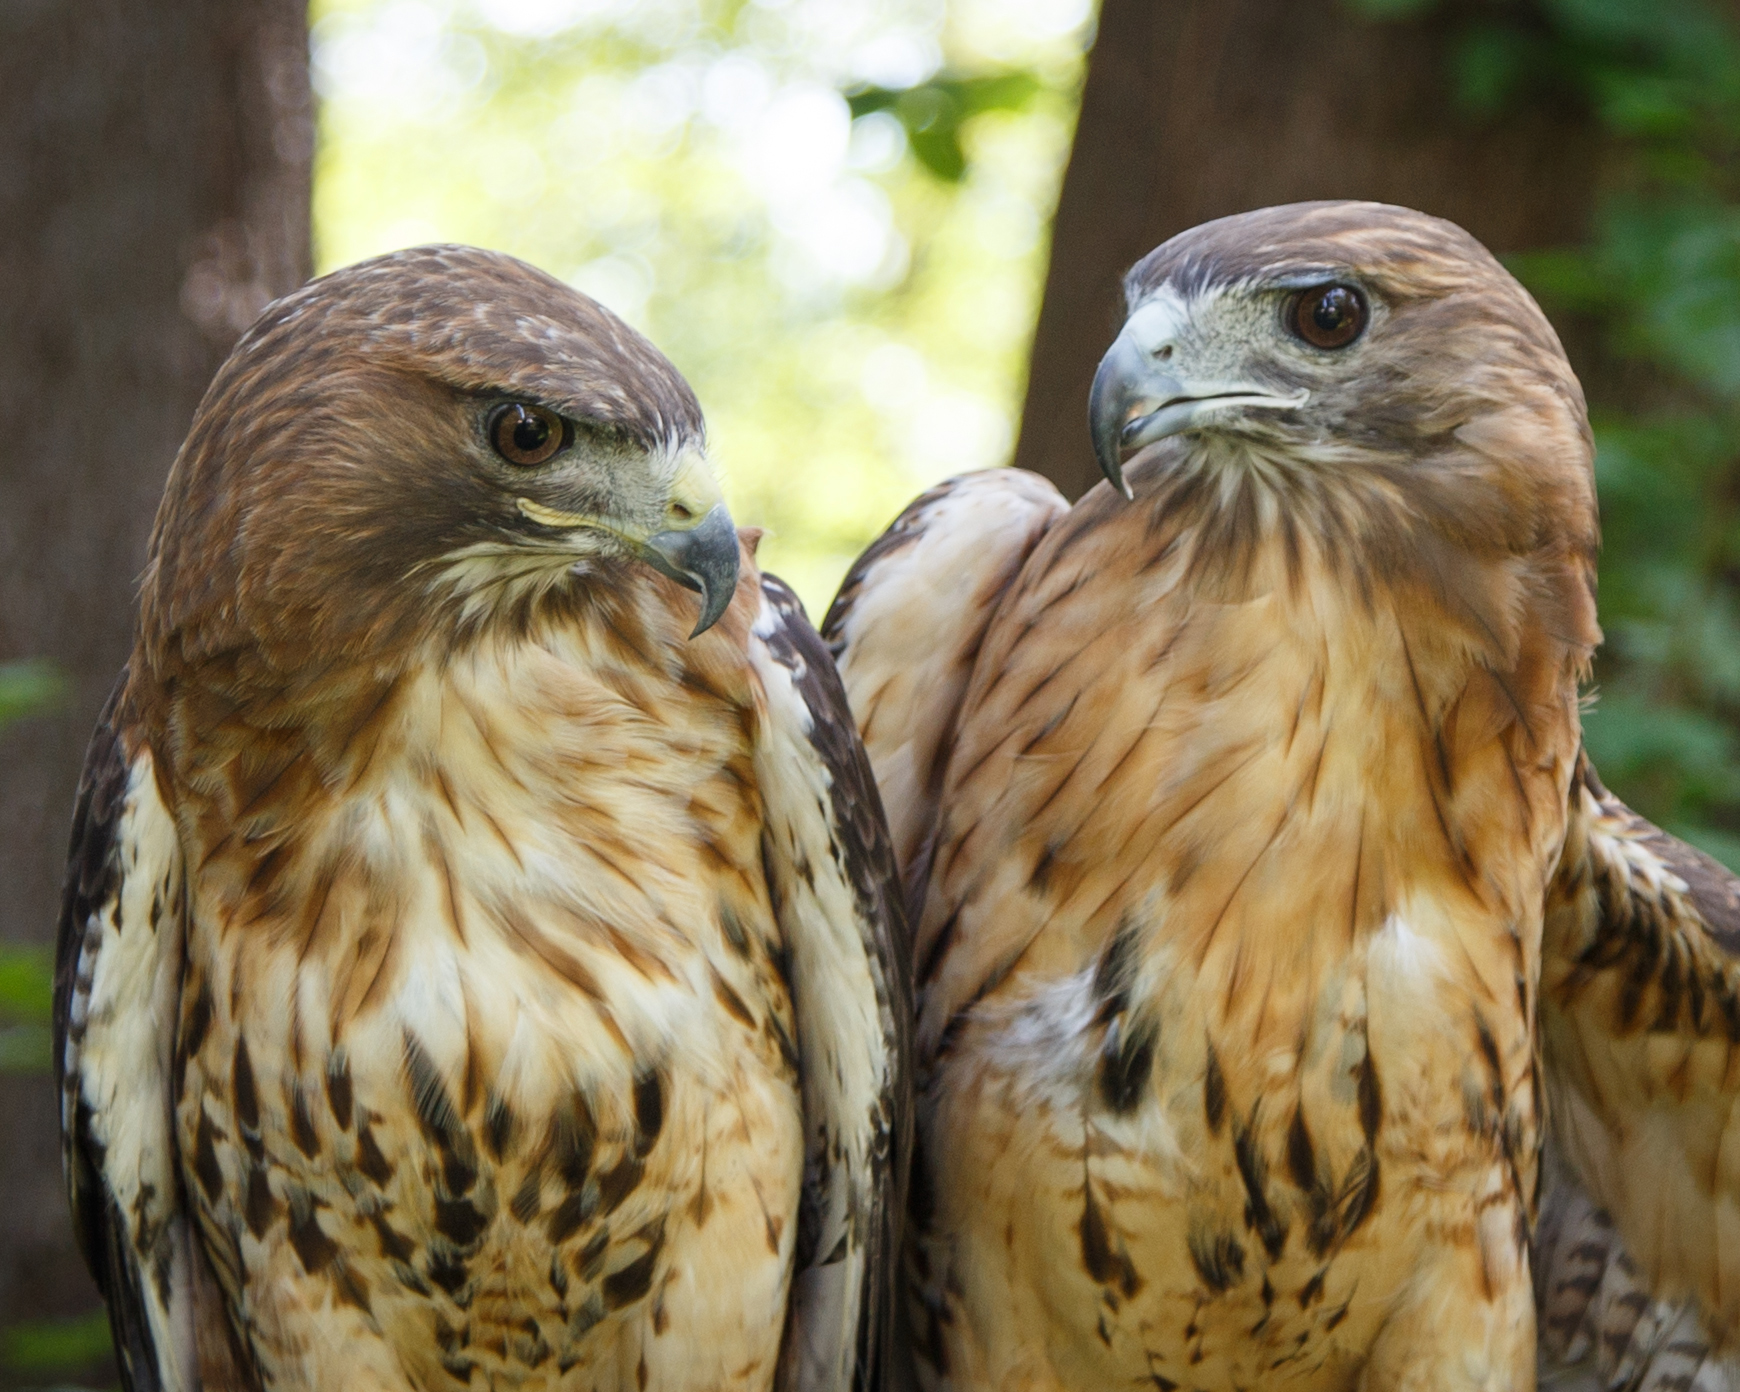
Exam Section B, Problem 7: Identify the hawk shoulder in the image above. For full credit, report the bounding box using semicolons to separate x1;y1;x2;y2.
54;673;200;1391
821;468;1066;906
749;575;914;1392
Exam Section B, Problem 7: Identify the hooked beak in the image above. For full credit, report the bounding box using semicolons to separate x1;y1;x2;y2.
1088;300;1309;500
640;503;739;638
517;450;740;638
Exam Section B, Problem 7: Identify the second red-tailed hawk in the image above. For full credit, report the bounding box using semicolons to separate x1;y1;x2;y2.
827;202;1740;1388
56;245;911;1392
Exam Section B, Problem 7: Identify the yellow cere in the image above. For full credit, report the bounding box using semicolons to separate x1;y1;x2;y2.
668;449;728;520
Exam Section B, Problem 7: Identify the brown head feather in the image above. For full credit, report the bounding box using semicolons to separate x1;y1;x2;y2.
138;245;704;682
1118;201;1600;689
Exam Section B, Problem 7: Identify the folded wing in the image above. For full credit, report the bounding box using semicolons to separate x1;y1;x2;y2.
54;674;202;1391
751;577;915;1392
1540;752;1740;1385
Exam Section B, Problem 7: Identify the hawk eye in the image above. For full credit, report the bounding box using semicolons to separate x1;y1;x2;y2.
1291;285;1367;350
489;402;569;466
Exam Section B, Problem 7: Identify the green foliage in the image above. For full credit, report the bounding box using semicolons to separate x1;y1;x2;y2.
0;946;53;1023
1;668;84;1384
0;946;55;1074
2;1309;112;1375
0;664;61;1073
0;660;65;730
1357;0;1740;865
846;72;1043;180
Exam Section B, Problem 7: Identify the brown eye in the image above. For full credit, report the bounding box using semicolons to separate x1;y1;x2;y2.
1292;284;1367;350
489;403;569;466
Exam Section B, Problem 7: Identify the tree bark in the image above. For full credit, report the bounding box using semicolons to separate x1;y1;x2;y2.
0;0;311;1373
1014;0;1606;499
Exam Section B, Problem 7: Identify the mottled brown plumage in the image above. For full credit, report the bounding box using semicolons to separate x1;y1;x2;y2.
828;203;1606;1389
55;246;910;1392
1535;754;1740;1385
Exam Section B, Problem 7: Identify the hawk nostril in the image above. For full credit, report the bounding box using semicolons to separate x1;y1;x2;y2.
1155;345;1174;361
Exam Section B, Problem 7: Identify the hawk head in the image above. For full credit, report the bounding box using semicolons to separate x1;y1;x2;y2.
1086;199;1600;692
141;244;738;675
1088;202;1594;533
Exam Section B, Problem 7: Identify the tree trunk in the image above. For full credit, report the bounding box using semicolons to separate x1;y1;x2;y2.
1014;0;1606;499
0;0;311;1374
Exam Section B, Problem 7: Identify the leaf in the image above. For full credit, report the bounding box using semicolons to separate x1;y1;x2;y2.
1451;25;1538;115
0;660;65;729
846;71;1047;183
0;946;54;1024
908;125;966;181
1;1310;112;1372
1507;247;1612;311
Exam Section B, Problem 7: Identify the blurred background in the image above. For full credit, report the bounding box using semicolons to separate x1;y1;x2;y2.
2;0;1738;1383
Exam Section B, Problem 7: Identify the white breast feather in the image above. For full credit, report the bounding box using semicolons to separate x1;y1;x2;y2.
69;750;198;1388
750;593;889;1392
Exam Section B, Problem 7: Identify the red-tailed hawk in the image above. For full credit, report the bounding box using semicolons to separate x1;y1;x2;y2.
54;245;911;1392
824;202;1740;1387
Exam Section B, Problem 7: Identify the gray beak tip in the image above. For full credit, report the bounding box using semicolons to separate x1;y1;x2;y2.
1088;343;1137;503
643;503;740;639
688;595;730;641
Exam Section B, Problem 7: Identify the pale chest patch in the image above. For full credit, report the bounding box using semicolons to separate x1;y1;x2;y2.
911;518;1571;1390
173;625;805;1391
